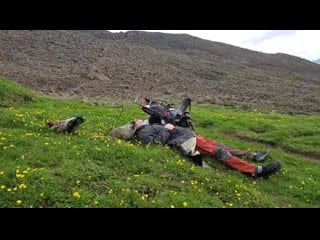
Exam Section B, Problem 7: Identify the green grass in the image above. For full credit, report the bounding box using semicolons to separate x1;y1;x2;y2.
0;78;34;107
1;78;320;208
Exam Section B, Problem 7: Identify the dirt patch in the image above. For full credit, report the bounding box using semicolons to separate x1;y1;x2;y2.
223;131;320;162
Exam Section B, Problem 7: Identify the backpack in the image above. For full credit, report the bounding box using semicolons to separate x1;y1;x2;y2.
136;96;194;130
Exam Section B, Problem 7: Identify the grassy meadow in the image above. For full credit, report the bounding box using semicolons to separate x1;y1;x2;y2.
1;78;320;208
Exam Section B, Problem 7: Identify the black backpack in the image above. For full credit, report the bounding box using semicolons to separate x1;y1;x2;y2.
136;96;194;130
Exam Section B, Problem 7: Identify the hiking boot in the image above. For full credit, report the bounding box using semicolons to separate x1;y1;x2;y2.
257;160;281;179
253;151;270;162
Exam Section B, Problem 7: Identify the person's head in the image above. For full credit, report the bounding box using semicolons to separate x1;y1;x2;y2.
108;119;146;140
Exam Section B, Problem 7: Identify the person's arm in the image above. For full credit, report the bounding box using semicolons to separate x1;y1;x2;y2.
153;124;174;144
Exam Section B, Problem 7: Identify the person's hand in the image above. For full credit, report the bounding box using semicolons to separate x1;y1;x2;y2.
164;123;175;131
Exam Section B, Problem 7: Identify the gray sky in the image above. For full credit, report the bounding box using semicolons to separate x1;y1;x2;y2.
109;30;320;61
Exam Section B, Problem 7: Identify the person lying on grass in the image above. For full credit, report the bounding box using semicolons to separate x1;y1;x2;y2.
46;116;85;134
108;119;281;179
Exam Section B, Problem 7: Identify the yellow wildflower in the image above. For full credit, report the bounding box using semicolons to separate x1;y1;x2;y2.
19;184;27;190
73;192;80;199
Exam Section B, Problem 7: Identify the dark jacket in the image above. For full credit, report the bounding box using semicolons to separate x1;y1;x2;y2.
133;124;195;149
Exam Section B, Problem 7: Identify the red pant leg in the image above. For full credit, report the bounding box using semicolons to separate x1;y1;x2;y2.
224;156;256;175
195;136;219;156
195;136;256;175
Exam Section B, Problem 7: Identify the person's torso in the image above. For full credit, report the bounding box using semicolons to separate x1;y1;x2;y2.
166;126;195;148
135;124;195;147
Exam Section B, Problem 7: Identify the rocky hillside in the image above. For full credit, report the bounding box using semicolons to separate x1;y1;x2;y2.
0;30;320;114
313;59;320;64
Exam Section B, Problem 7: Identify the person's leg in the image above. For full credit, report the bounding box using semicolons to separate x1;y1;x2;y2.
224;150;281;179
219;145;269;162
214;148;257;175
195;136;257;175
221;147;248;158
195;136;219;155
